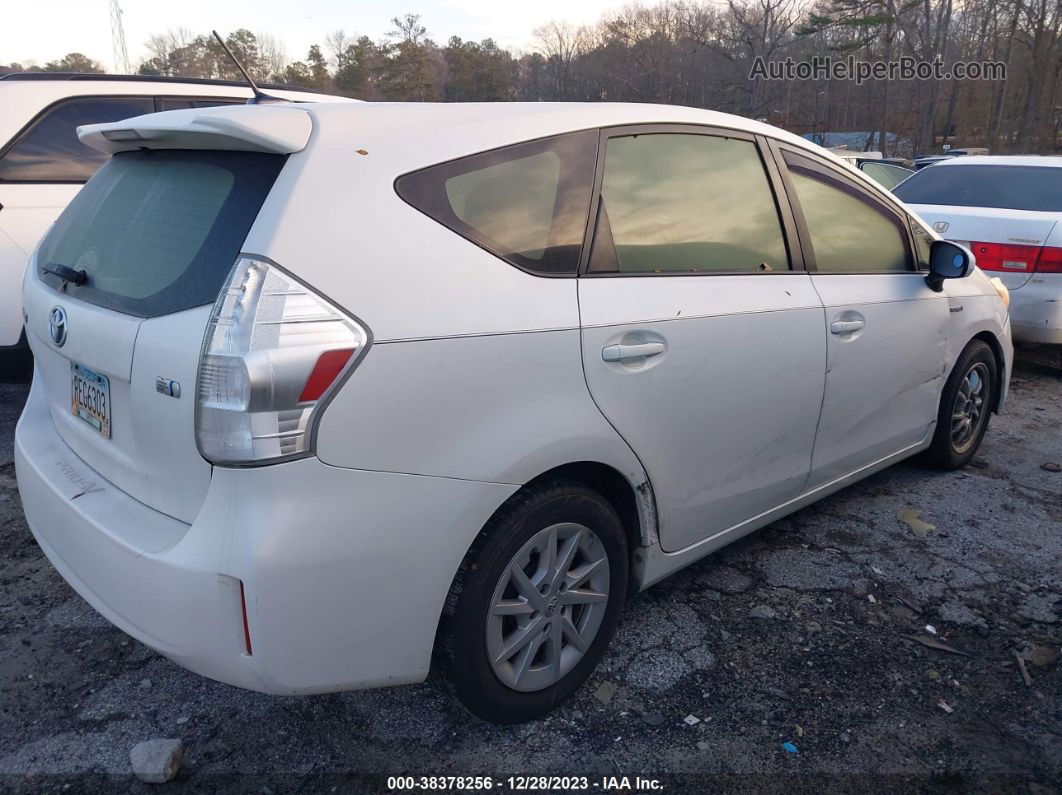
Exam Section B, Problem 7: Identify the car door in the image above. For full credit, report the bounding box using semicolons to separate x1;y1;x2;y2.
773;145;950;489
0;95;155;347
578;126;827;553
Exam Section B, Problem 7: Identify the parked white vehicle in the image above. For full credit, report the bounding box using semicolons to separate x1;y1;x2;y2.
0;74;349;365
16;102;1011;723
896;155;1062;344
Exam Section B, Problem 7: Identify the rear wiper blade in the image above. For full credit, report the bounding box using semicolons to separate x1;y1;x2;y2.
41;263;88;286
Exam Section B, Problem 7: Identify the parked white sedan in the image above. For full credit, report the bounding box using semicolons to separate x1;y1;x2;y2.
896;155;1062;344
16;102;1011;724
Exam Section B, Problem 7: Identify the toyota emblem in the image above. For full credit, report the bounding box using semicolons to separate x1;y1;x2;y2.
49;306;68;348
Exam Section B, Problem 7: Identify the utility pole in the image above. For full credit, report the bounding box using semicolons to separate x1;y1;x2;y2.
109;0;130;74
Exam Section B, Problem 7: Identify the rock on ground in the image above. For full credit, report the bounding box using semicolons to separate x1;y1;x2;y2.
129;738;183;784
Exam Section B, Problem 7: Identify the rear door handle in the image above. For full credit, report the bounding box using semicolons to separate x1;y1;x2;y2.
830;319;865;334
602;341;666;362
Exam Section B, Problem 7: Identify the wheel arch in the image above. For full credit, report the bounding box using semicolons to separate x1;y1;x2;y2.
431;460;658;671
522;461;655;560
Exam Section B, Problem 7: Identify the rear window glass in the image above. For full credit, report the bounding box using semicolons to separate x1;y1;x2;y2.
37;149;284;317
0;97;155;182
395;131;598;275
894;165;1062;212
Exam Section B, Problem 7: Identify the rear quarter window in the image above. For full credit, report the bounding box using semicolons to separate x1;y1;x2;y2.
37;149;285;317
395;131;598;275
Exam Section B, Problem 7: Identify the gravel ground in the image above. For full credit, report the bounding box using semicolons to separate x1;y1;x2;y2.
0;356;1059;792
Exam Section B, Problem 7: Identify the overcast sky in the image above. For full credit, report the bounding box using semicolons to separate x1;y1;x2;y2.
4;0;624;70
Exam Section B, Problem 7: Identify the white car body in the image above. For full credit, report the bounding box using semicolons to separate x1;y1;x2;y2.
0;74;351;353
899;156;1062;344
15;102;1012;704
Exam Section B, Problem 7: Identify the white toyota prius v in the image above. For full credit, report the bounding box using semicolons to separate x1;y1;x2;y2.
16;101;1012;723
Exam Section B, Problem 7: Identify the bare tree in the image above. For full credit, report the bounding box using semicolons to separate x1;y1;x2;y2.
257;33;288;81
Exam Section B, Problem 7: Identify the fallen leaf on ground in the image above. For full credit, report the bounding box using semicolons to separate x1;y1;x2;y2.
937;699;954;714
898;509;936;537
1022;646;1059;667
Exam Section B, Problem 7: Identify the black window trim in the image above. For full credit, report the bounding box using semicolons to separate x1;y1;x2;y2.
0;93;156;185
577;123;805;278
768;140;919;276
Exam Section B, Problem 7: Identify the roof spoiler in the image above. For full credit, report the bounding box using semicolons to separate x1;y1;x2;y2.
77;104;313;155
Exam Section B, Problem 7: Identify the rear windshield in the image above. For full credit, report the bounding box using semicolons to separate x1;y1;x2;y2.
894;164;1062;212
37;149;285;317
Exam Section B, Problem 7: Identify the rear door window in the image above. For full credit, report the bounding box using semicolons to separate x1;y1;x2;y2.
0;96;155;182
395;131;598;275
37;149;285;317
588;132;790;274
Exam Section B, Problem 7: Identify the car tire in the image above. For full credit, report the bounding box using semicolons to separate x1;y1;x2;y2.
926;340;997;469
439;478;629;724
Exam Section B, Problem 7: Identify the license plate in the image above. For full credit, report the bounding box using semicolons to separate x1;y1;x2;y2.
71;362;111;439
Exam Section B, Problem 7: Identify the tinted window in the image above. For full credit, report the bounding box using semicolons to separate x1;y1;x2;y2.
860;161;912;190
0;97;155;182
37;149;285;317
893;164;1062;212
589;133;788;274
785;153;911;273
395;131;598;275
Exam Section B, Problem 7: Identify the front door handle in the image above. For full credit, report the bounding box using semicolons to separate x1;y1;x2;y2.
830;319;865;335
602;341;666;362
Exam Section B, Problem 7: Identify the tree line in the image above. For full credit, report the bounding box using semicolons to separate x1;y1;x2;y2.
3;1;1060;156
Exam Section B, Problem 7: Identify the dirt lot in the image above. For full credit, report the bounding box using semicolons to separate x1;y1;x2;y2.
0;356;1059;792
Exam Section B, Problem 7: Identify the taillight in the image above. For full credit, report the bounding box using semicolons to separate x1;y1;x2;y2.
1035;245;1062;273
196;256;369;465
969;241;1041;272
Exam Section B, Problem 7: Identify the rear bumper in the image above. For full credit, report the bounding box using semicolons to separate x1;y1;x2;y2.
15;378;516;694
1009;280;1062;344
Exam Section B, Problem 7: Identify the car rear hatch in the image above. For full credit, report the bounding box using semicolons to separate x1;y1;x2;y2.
21;105;311;523
896;163;1062;291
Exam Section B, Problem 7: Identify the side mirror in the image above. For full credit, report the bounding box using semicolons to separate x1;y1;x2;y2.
926;240;973;292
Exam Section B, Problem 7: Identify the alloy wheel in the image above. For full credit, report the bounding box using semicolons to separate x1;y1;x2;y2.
950;361;990;453
485;522;610;692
